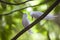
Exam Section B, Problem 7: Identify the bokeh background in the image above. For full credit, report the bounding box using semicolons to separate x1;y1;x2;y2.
0;0;60;40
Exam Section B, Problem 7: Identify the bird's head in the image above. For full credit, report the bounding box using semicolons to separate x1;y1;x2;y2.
30;11;35;19
30;11;42;19
23;14;27;18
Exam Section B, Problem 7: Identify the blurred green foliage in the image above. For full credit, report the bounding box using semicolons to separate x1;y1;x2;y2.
0;0;60;40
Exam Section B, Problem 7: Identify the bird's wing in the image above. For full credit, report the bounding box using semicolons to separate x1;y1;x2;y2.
22;18;30;27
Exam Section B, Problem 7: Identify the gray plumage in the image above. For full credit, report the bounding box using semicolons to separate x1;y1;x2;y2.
22;14;33;34
22;14;30;27
30;11;57;20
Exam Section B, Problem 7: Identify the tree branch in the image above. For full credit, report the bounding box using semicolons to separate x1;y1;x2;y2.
11;0;60;40
0;0;29;5
0;1;49;16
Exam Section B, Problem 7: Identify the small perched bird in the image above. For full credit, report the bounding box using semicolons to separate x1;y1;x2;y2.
22;14;30;27
30;11;57;20
22;14;33;34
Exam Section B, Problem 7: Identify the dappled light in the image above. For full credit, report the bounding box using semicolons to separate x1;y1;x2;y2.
0;0;60;40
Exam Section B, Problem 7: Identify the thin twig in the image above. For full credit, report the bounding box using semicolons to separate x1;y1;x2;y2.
0;0;29;5
11;0;60;40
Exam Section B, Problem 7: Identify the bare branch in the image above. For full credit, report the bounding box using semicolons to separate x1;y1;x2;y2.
0;0;29;5
0;1;48;16
11;0;60;40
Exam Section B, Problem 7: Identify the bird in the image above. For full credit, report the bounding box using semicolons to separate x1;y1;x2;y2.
30;11;57;20
22;14;30;27
22;13;33;34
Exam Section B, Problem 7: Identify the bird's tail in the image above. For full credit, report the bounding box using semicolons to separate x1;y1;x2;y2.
28;29;33;34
